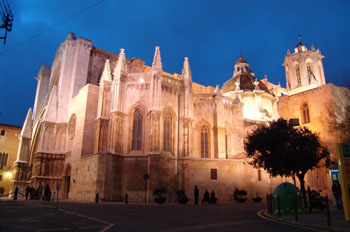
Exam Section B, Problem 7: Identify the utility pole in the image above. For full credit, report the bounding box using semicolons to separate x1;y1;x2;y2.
0;0;14;45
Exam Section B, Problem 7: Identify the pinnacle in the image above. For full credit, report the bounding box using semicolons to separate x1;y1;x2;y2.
100;59;112;84
66;32;76;40
152;46;163;71
182;57;192;81
114;48;128;77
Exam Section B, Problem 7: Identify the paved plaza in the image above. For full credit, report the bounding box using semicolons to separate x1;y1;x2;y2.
2;199;343;232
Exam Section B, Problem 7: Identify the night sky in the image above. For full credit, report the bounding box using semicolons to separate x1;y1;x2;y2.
1;0;350;126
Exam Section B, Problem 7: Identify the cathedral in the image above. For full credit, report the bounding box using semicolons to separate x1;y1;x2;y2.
12;32;349;202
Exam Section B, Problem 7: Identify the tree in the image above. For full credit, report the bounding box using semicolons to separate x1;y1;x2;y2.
245;119;330;207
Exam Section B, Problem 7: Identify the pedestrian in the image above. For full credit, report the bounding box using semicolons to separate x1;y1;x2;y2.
51;191;56;202
25;186;30;200
37;182;43;200
125;193;128;204
202;189;209;204
13;187;18;200
210;190;217;204
332;180;343;209
44;184;51;201
194;185;199;205
29;186;35;200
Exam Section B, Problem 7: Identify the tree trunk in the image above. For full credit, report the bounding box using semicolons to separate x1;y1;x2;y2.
297;173;307;209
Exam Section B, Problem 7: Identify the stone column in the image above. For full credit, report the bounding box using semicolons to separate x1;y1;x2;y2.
150;111;161;153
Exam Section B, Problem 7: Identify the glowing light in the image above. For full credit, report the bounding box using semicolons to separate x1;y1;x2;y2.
5;172;11;178
139;78;144;83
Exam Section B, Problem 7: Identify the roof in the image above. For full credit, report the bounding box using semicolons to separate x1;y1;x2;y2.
0;123;22;129
235;56;248;64
221;73;270;94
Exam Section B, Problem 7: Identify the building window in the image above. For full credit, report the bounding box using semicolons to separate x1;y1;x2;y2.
296;65;301;86
210;168;217;180
301;103;310;124
132;109;143;151
163;111;172;152
258;169;262;181
0;129;4;136
307;65;312;84
0;153;8;169
200;126;209;158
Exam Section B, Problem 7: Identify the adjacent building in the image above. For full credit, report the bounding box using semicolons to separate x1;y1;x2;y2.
0;123;21;197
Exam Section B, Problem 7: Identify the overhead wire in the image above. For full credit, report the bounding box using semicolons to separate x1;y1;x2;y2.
0;0;105;57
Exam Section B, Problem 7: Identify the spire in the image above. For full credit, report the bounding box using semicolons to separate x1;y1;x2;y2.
214;85;222;96
66;32;76;40
100;59;112;84
182;57;192;81
114;48;128;78
152;46;162;72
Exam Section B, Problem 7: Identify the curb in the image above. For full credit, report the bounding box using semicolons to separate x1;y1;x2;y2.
257;209;350;232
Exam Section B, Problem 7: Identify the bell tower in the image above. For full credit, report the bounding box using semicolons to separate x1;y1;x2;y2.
283;36;326;95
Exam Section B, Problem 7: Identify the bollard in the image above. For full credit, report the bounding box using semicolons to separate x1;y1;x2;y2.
325;195;331;226
125;193;128;204
267;194;270;213
277;194;281;217
96;193;99;204
270;194;273;214
294;195;298;221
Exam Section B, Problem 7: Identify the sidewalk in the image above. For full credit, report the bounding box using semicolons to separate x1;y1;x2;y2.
260;208;350;232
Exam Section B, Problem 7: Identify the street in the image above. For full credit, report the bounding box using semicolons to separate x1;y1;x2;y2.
0;199;316;232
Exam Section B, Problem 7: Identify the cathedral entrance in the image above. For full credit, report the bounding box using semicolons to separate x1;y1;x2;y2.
63;166;71;199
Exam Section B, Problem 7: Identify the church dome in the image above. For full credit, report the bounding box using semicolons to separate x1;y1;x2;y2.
221;74;270;93
222;56;271;94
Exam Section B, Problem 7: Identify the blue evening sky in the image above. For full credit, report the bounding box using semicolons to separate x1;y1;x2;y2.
0;0;350;126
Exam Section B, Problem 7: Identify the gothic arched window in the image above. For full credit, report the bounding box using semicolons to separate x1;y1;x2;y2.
296;65;301;86
301;103;310;124
132;109;143;151
200;126;209;158
163;112;172;152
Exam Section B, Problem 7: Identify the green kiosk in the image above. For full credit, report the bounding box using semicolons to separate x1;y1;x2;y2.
273;182;304;215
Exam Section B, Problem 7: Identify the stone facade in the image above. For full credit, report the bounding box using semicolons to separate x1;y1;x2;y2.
12;33;349;203
0;123;21;197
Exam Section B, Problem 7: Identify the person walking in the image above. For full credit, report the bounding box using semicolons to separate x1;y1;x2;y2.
37;182;43;200
332;180;343;209
44;184;51;201
25;186;30;200
202;189;209;204
210;190;217;204
194;185;199;205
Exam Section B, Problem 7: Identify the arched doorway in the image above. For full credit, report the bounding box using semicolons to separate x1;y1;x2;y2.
63;165;71;199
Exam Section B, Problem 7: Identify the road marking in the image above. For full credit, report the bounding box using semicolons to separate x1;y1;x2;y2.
36;228;70;231
159;220;261;231
257;209;327;232
78;226;105;229
57;208;115;232
22;213;54;222
100;224;115;232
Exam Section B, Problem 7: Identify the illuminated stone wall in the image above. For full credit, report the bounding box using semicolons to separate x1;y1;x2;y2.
12;32;349;202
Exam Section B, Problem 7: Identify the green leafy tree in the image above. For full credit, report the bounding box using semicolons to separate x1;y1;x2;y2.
245;119;330;206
